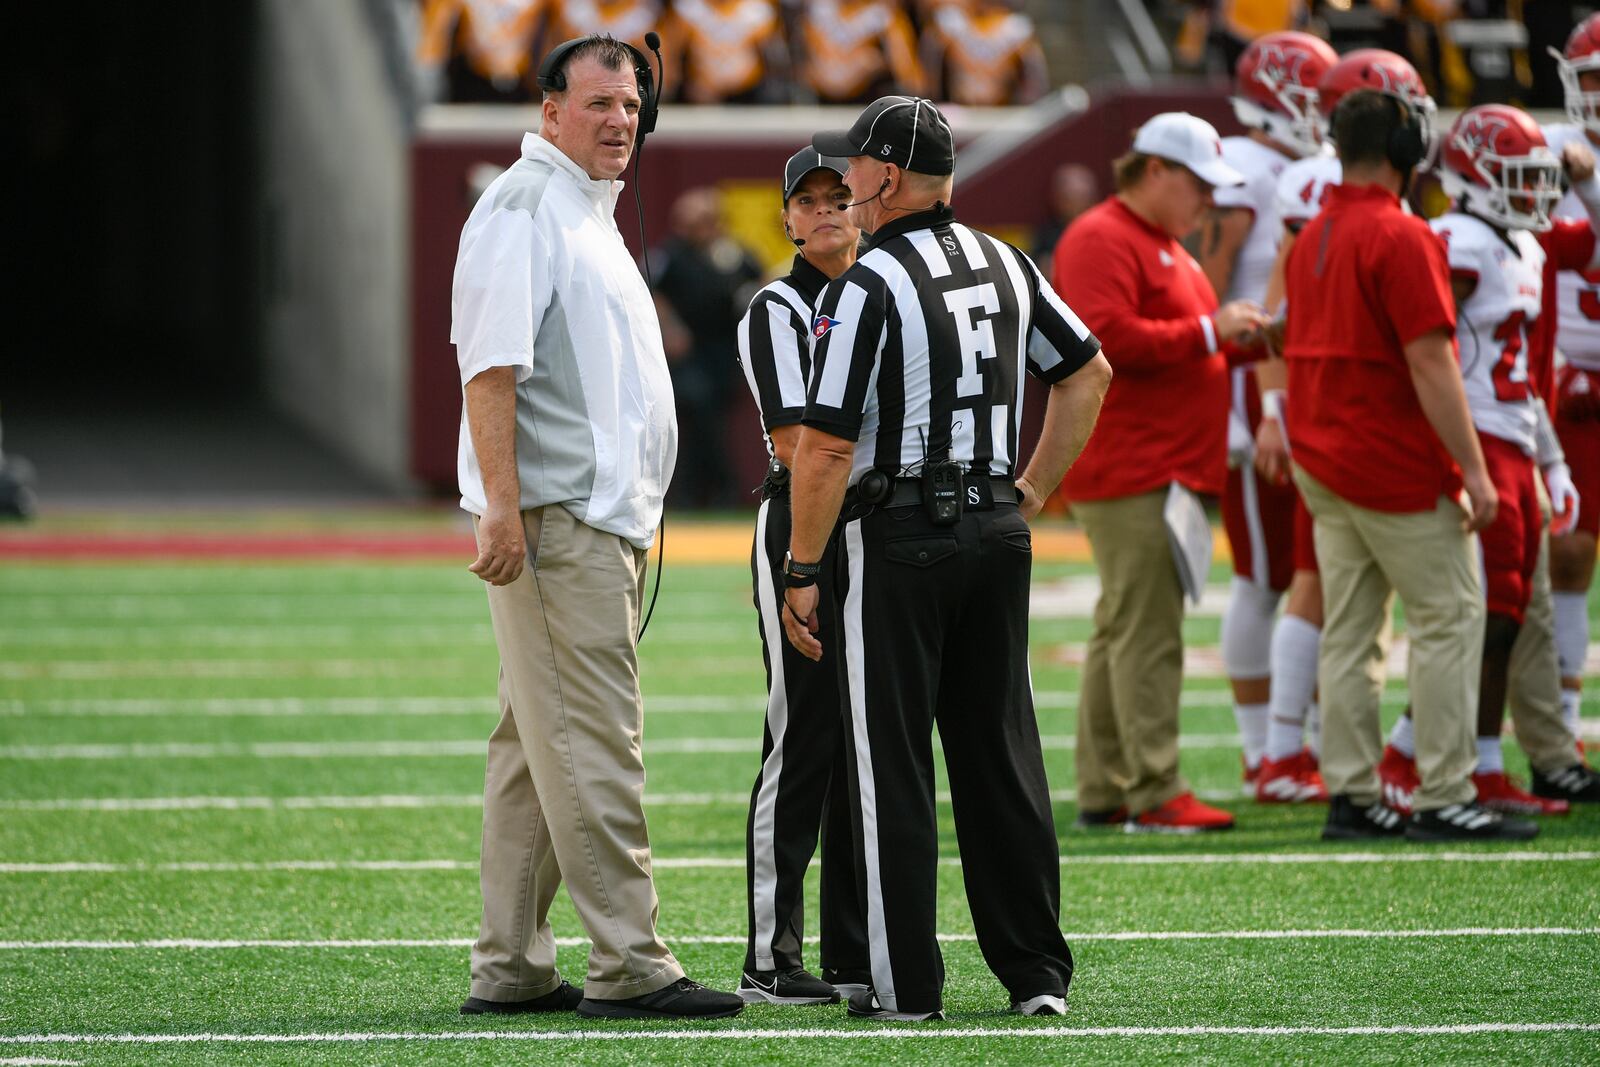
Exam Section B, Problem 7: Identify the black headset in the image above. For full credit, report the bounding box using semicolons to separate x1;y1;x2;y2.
1330;89;1426;172
536;33;662;144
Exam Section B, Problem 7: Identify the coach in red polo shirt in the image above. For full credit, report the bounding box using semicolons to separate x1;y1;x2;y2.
1054;113;1269;832
1283;89;1525;842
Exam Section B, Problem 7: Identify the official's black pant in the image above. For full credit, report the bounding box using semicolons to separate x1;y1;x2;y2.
744;492;869;974
832;497;1072;1013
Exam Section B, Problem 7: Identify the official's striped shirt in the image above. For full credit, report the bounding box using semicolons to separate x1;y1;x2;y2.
737;254;833;459
803;205;1101;484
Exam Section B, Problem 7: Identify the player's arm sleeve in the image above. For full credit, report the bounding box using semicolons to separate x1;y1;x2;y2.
451;207;549;386
738;294;810;432
802;277;885;441
1380;224;1457;346
1053;227;1213;373
1017;251;1101;384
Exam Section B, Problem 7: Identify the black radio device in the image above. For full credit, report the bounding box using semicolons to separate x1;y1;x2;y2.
922;454;963;526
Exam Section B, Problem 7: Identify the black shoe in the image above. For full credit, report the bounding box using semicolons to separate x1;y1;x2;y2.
738;966;840;1005
1406;802;1539;842
576;977;744;1020
1321;795;1405;840
845;989;944;1021
820;967;872;997
1075;805;1129;828
460;980;583;1015
1011;993;1067;1016
1531;763;1600;803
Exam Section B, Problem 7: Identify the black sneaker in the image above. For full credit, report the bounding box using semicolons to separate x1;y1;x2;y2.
820;967;872;997
845;989;944;1022
738;966;840;1005
1531;763;1600;803
1075;805;1129;828
1406;802;1539;842
576;977;744;1020
460;980;582;1015
1321;795;1405;840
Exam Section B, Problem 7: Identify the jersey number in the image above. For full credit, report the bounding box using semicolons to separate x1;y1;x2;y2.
1298;178;1330;208
1491;311;1530;402
945;283;1001;398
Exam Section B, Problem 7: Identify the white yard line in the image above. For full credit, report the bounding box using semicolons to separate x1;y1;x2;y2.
0;734;1251;760
1;928;1592;952
0;1023;1596;1045
2;851;1594;875
0;788;1247;811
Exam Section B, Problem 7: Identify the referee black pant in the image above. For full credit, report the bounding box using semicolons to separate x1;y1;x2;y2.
833;496;1072;1014
745;491;869;975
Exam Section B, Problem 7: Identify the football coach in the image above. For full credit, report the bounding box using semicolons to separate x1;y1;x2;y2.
780;95;1113;1021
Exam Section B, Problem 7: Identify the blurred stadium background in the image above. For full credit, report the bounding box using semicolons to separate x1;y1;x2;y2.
4;0;1587;511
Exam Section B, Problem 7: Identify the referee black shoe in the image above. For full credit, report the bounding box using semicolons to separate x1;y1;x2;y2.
845;990;944;1022
1405;802;1538;842
460;980;582;1014
1011;994;1067;1016
821;967;872;997
577;977;744;1020
1074;805;1128;828
1320;795;1405;840
1531;762;1600;803
738;967;840;1005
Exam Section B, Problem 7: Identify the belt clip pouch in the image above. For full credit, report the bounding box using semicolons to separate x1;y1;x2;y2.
761;457;790;499
922;460;963;526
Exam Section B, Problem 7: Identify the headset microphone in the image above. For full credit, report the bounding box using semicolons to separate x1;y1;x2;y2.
792;236;806;247
847;177;891;209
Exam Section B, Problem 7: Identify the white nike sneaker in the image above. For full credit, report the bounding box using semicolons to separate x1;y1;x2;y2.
1011;994;1067;1016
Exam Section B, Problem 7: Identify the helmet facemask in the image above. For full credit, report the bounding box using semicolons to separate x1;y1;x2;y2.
1552;46;1600;138
1443;144;1562;232
1231;77;1323;158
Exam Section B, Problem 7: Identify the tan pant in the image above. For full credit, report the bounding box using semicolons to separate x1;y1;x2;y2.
1508;488;1581;772
470;505;683;1002
1296;470;1481;811
1073;489;1190;814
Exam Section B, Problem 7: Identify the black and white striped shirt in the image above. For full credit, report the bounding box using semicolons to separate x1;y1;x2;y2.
737;254;833;459
802;206;1101;484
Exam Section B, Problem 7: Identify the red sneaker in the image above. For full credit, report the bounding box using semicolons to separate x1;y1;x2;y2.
1473;771;1571;816
1377;745;1419;817
1241;755;1261;798
1127;792;1235;833
1255;749;1329;804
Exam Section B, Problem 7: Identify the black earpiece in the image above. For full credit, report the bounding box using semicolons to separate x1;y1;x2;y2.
847;177;892;209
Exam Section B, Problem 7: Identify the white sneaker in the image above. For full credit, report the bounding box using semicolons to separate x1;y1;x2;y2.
1011;994;1067;1016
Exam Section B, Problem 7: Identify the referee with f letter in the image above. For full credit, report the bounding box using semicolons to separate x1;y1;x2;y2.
780;96;1113;1020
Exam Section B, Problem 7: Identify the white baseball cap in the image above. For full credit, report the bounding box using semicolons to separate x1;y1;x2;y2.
1131;112;1245;188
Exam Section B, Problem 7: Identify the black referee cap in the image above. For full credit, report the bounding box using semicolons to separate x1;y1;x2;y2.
783;147;849;201
812;96;955;176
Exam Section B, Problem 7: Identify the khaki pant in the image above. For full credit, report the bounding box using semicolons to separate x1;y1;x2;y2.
1073;489;1190;814
1508;487;1581;772
1296;470;1481;811
470;506;683;1002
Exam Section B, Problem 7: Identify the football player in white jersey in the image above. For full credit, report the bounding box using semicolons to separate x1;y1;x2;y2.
1248;50;1436;804
1197;30;1337;801
1542;13;1600;769
1418;105;1600;812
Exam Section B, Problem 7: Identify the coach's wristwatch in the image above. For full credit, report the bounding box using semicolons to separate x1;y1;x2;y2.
783;552;823;588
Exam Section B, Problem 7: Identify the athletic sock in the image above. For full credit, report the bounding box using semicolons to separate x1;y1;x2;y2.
1306;701;1321;760
1553;591;1589;680
1388;714;1416;758
1265;614;1320;761
1234;702;1269;769
1475;735;1504;775
1561;688;1582;744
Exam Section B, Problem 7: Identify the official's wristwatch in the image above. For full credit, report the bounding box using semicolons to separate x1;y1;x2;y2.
783;551;823;588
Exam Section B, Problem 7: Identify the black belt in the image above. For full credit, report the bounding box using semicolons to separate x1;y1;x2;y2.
845;474;1017;511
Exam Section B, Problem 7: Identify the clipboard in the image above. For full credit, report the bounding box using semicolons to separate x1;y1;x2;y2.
1164;481;1212;607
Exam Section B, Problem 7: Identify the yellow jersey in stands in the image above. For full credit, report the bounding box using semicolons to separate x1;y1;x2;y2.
797;0;923;103
924;2;1045;106
418;0;549;87
548;0;660;56
665;0;782;102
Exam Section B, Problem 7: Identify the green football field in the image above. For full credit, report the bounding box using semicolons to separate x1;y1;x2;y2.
1;543;1598;1065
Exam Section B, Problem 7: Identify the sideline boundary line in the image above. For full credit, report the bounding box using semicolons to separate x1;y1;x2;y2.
1;928;1594;951
1;1023;1596;1045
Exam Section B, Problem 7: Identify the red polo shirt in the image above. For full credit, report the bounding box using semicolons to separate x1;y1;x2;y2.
1053;196;1228;501
1283;181;1458;513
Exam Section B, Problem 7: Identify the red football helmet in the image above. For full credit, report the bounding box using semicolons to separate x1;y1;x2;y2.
1230;31;1340;158
1316;48;1437;156
1552;14;1600;136
1437;104;1562;232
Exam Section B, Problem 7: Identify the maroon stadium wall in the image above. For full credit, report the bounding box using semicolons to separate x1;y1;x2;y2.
409;86;1238;494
